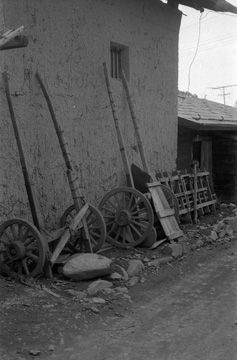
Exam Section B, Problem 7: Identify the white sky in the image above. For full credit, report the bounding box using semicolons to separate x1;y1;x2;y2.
178;0;237;106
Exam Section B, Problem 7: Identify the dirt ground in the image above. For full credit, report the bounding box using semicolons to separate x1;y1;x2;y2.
0;203;236;359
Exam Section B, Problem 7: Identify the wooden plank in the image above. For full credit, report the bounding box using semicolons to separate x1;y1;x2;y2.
50;204;89;264
148;185;184;241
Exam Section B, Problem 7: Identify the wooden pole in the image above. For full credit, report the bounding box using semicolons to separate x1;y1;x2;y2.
36;72;93;252
120;69;150;176
103;62;134;188
193;161;198;224
36;72;83;211
2;72;40;229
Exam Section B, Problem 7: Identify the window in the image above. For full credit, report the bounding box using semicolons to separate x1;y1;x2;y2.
110;42;129;80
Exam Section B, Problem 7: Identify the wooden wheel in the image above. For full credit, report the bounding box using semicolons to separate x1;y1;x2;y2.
59;204;106;253
0;218;47;277
160;184;180;222
99;187;154;248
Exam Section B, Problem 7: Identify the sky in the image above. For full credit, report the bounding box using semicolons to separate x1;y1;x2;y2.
178;0;237;106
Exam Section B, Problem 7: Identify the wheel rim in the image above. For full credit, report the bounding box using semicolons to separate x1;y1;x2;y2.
99;187;154;248
0;218;47;277
60;205;106;253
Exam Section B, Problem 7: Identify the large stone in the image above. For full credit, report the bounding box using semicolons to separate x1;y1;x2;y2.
127;260;144;277
62;253;112;281
87;279;113;296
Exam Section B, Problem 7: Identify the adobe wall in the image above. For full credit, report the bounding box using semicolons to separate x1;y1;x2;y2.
0;0;181;227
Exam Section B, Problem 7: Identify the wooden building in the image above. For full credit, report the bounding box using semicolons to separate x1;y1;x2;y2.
177;93;237;202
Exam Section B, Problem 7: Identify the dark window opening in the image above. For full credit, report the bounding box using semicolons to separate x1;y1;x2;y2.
110;42;129;80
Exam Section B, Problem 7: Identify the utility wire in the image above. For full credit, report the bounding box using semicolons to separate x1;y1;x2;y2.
187;11;203;94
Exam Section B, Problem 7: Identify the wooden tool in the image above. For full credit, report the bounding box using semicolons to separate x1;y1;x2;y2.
121;69;184;241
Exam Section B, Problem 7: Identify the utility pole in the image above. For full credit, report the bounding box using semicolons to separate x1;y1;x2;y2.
210;84;237;105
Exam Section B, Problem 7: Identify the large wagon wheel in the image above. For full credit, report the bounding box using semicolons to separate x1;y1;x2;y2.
160;184;179;222
0;218;47;277
60;204;106;253
98;187;154;248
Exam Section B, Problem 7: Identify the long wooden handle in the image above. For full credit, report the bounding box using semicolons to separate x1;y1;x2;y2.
103;62;134;188
36;72;83;211
2;72;40;229
120;69;150;176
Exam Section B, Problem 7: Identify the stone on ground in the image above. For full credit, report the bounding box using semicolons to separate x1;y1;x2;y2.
169;242;183;258
127;276;139;287
127;260;144;277
62;253;112;281
87;279;113;296
229;216;237;233
111;264;129;281
210;230;218;241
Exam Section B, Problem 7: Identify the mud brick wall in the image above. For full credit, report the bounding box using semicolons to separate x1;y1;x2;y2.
0;0;181;227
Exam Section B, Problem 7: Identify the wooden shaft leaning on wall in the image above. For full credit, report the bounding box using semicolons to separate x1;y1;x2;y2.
35;72;84;211
120;69;150;176
103;62;134;188
2;72;41;229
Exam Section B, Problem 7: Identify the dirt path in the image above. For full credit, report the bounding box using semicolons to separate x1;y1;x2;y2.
1;240;236;360
46;241;237;360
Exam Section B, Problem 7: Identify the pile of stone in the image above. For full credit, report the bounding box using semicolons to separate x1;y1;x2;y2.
209;215;237;242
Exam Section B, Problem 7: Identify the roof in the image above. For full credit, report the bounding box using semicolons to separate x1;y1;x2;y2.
178;93;237;130
176;0;237;13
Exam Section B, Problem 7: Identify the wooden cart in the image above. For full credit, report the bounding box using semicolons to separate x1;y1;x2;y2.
0;72;106;278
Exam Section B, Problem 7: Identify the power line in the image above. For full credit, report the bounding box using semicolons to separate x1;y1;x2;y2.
187;12;203;93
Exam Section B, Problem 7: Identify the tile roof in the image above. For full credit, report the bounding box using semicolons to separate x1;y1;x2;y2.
178;94;237;130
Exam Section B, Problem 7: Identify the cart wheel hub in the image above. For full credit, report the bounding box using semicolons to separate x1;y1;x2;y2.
116;210;131;226
6;241;26;260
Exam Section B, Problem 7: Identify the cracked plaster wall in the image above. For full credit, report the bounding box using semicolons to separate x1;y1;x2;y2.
0;0;181;227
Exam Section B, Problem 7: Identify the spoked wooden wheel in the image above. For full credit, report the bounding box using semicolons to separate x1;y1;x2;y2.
0;218;47;277
99;187;154;248
60;204;106;253
160;184;180;222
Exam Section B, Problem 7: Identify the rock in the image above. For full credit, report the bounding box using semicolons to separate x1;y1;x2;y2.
110;272;123;280
148;256;173;267
101;287;115;294
127;260;144;277
219;229;226;238
196;239;204;248
62;253;112;281
229;216;237;233
48;345;55;352
213;222;224;233
111;264;129;281
229;203;236;208
127;276;139;287
220;203;228;208
29;350;41;356
115;286;128;294
91;297;106;304
89;305;100;313
65;289;86;300
226;223;233;233
210;230;218;241
169;242;183;258
182;243;191;255
87;279;113;296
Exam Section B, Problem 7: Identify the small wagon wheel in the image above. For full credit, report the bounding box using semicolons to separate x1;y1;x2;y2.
60;204;106;253
160;184;180;222
0;218;47;277
98;187;154;248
